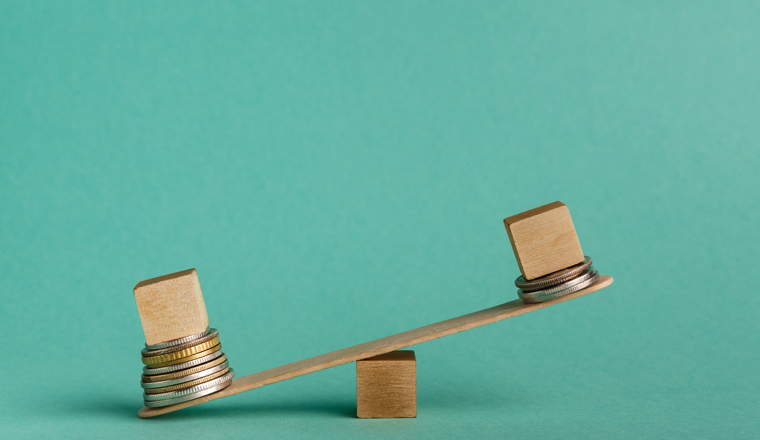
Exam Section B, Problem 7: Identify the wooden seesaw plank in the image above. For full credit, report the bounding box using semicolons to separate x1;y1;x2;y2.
139;275;613;418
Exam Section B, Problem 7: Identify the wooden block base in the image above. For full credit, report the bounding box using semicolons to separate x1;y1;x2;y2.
356;350;417;418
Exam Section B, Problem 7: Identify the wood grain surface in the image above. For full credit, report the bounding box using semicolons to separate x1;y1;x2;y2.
138;275;613;418
356;350;416;418
133;269;209;346
503;201;585;280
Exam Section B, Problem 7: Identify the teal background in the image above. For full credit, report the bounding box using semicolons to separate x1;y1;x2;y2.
1;1;758;438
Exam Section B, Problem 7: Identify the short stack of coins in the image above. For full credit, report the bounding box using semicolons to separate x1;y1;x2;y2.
515;256;600;303
140;327;235;407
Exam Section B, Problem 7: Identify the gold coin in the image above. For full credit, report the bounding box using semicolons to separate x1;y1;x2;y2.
145;344;222;368
142;336;220;365
144;367;230;394
141;355;228;383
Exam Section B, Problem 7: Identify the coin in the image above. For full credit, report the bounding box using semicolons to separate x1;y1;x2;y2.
143;368;235;402
141;336;220;365
517;266;596;297
143;379;234;408
519;270;599;303
142;349;224;375
144;367;230;394
146;344;222;368
515;256;592;291
142;355;228;382
137;327;234;408
144;328;212;351
142;360;230;388
141;329;219;357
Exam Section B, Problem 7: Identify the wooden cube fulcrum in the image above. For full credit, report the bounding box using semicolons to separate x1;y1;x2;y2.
133;269;209;346
503;201;584;281
356;350;417;418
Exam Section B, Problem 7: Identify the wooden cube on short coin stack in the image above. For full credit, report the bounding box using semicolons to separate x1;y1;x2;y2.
133;269;235;408
504;202;601;303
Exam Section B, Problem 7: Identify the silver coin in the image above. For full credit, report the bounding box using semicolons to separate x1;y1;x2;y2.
143;369;235;401
518;268;597;301
517;266;595;297
142;349;224;375
517;266;597;296
515;256;592;291
141;329;219;357
144;328;212;351
141;360;230;389
520;270;600;303
143;378;234;407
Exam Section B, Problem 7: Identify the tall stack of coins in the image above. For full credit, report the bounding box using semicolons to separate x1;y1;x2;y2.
515;256;599;303
140;328;235;408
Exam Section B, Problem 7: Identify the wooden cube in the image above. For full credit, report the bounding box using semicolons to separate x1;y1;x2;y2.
356;350;417;418
133;268;209;346
503;201;584;280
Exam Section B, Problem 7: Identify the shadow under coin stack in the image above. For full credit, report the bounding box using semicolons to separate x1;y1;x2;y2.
140;328;235;408
515;256;599;303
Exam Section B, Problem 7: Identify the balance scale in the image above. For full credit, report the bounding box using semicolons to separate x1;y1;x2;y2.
133;201;615;418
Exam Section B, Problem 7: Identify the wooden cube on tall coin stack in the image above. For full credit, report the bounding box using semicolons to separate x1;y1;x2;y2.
133;269;209;346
